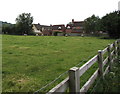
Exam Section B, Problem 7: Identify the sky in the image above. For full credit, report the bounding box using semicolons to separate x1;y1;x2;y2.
0;0;119;25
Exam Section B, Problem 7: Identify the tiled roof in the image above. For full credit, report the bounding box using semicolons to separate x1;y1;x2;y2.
52;24;65;30
73;21;84;27
33;24;42;30
33;24;52;31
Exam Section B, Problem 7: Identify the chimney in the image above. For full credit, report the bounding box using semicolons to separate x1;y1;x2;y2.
50;24;52;30
72;19;74;23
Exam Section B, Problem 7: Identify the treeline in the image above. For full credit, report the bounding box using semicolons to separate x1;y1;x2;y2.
2;11;120;38
84;10;120;38
2;13;33;35
2;22;16;34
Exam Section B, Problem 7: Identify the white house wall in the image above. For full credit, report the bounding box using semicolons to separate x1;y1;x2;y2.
32;25;42;34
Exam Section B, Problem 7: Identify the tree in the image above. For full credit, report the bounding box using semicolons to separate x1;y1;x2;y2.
2;22;15;34
101;11;120;38
15;13;33;35
84;15;100;34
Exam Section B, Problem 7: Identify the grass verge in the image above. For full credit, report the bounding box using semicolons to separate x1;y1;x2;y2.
88;57;120;93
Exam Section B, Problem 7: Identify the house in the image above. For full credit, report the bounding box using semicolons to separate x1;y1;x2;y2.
40;25;52;36
33;19;84;36
66;19;84;36
32;24;42;35
52;24;66;36
32;24;52;36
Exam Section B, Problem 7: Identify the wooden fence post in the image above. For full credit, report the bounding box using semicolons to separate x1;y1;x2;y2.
69;67;80;94
98;50;104;79
113;41;117;57
108;44;112;71
117;39;120;56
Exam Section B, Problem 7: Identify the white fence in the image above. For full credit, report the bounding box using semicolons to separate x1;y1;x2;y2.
47;39;120;94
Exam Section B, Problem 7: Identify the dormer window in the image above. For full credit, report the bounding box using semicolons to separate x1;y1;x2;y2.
58;27;62;30
67;26;71;29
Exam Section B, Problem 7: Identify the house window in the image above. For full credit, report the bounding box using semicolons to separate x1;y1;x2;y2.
58;27;62;30
67;26;71;29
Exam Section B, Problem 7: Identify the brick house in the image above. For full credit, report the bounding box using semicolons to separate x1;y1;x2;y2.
33;19;84;36
41;25;52;36
52;24;66;36
66;19;84;36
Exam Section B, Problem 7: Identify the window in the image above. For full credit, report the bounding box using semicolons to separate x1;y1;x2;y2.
58;27;62;30
67;26;71;29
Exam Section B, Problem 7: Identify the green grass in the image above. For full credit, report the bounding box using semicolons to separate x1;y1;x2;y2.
2;35;115;92
88;58;120;93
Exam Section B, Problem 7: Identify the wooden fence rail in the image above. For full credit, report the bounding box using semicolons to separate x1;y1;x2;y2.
47;39;120;94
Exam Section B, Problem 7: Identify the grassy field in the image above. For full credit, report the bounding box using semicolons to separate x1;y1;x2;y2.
2;35;115;92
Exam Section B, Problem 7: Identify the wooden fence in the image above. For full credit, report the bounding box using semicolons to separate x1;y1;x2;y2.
47;39;120;94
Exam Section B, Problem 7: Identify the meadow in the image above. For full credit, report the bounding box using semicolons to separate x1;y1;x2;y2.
2;35;115;92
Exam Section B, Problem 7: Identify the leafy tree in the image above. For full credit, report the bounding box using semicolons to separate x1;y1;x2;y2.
101;11;120;38
15;13;33;35
84;15;101;34
2;22;15;34
2;24;9;34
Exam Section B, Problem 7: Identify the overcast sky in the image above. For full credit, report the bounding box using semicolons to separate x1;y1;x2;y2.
0;0;119;25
